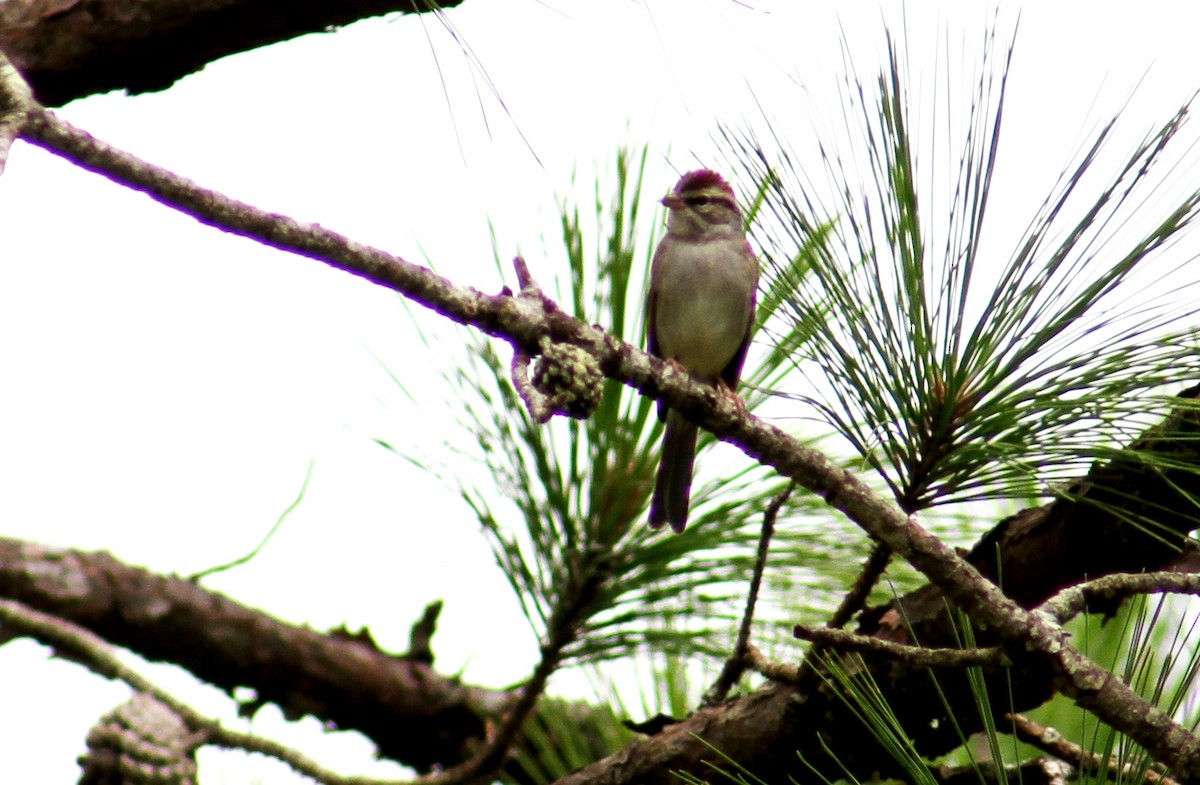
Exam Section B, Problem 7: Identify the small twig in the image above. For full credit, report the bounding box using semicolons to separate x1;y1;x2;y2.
933;757;1073;785
792;623;1009;668
0;599;171;698
511;344;555;423
0;49;33;176
829;540;892;629
190;458;316;582
406;600;443;665
1008;712;1181;785
206;724;400;785
787;541;895;688
512;255;538;292
1039;571;1200;624
744;642;802;683
508;256;579;424
702;482;794;705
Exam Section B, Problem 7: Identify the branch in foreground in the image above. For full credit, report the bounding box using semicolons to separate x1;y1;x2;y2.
4;60;1200;781
0;0;463;106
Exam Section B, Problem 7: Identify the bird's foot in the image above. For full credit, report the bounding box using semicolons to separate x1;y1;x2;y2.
715;379;748;416
664;357;690;376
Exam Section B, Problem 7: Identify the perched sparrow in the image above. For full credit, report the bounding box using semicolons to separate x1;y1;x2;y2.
647;170;759;532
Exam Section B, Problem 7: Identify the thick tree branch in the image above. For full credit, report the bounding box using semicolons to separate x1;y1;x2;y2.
0;538;506;773
0;0;463;106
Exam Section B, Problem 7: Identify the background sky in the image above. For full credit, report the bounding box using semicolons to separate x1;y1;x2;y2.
2;1;1199;781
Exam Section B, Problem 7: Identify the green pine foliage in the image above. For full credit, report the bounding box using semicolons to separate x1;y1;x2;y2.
728;30;1200;520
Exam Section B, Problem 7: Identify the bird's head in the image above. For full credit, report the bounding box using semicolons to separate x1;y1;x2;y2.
662;169;743;239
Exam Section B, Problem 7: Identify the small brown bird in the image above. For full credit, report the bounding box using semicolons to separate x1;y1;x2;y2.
647;170;759;532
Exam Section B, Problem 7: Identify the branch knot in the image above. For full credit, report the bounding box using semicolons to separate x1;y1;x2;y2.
80;693;204;785
530;336;603;420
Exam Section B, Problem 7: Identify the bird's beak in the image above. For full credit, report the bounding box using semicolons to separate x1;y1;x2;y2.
661;194;684;209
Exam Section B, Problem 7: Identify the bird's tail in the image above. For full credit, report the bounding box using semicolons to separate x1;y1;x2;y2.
649;410;698;533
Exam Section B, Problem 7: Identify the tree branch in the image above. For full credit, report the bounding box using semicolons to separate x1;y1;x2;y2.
791;624;1008;669
0;46;30;172
0;0;464;106
1040;571;1200;624
0;537;505;773
1008;712;1180;785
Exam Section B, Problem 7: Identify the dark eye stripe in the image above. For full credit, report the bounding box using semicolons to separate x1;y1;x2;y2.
680;191;738;210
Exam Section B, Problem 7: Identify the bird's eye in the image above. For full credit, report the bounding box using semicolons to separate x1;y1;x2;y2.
685;195;710;207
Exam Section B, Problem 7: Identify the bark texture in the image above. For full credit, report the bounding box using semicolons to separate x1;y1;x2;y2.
0;0;463;106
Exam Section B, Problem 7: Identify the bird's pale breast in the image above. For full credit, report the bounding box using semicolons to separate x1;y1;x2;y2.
653;236;755;380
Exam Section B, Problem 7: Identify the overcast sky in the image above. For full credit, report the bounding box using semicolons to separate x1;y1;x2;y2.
2;1;1199;781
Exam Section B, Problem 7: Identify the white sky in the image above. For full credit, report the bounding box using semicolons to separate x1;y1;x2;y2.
2;0;1200;781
